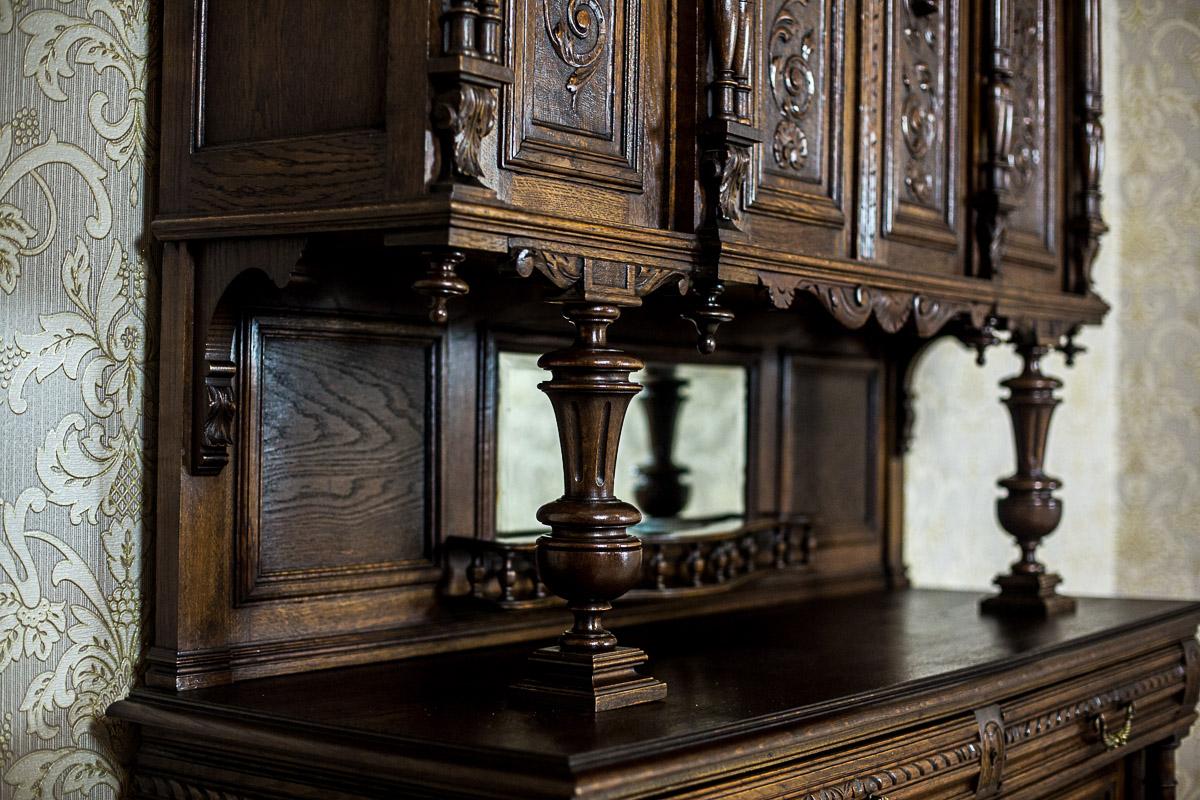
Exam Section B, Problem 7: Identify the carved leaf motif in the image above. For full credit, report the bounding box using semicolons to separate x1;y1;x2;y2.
433;84;498;181
542;0;608;108
1009;1;1043;196
898;0;941;206
872;290;913;333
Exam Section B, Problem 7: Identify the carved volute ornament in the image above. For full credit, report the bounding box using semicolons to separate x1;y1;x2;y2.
511;303;667;710
981;328;1075;616
430;1;513;191
634;367;691;518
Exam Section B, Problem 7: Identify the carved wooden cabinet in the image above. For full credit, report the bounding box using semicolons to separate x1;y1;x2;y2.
110;1;1196;798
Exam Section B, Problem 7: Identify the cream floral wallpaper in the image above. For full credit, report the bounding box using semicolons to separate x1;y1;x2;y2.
0;0;152;796
907;0;1200;792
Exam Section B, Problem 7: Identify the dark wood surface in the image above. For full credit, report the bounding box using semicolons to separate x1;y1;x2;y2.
122;590;1199;760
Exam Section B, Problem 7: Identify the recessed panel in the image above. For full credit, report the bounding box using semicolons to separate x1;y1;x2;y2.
202;0;386;146
240;315;440;602
787;356;881;543
749;0;846;225
503;0;643;188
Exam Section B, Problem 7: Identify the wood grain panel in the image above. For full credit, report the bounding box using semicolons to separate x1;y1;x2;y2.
237;313;442;603
784;354;883;545
201;0;387;146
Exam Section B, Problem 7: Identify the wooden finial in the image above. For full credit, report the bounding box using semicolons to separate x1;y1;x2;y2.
412;250;469;324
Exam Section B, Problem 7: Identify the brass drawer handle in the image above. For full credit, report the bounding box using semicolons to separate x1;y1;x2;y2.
1093;702;1135;750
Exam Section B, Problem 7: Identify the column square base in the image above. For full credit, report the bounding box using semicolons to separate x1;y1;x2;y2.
510;645;668;712
980;572;1077;617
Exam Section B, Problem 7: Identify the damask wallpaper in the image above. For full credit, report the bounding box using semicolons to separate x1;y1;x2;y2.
0;0;1195;797
907;0;1200;792
0;0;152;796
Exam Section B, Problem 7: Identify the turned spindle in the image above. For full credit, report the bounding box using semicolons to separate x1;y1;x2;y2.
412;250;469;323
634;367;691;518
510;303;667;711
981;332;1076;616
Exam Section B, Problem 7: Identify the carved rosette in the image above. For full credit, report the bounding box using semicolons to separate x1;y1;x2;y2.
769;0;817;173
430;2;514;192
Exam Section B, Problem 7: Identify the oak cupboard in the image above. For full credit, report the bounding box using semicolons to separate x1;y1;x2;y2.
109;1;1198;798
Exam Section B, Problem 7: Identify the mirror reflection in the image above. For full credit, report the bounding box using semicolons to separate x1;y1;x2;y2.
495;352;747;535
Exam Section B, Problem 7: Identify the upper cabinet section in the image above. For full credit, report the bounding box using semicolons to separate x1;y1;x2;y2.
156;0;1108;333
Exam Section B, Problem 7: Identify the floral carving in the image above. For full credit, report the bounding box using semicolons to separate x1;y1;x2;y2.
898;0;941;206
432;83;498;182
542;0;608;108
705;142;752;228
769;0;817;172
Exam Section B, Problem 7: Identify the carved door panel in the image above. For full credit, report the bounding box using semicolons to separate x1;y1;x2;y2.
1002;0;1061;286
859;0;968;274
501;0;668;230
743;0;853;258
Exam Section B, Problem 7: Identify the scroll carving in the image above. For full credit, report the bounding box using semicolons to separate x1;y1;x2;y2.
704;144;753;228
898;0;942;206
757;275;988;337
430;1;514;191
542;0;608;108
511;247;688;305
1069;0;1108;292
769;0;817;172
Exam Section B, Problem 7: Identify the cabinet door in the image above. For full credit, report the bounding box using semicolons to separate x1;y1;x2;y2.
1002;0;1063;287
500;0;668;230
744;0;854;259
859;0;969;273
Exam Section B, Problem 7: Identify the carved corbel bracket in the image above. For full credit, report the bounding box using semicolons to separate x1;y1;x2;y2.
429;2;513;192
511;246;690;306
191;237;306;476
758;274;989;338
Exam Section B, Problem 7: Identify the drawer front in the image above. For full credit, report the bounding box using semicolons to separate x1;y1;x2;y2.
995;644;1191;798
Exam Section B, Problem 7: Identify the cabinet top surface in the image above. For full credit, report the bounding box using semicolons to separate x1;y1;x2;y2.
127;590;1199;769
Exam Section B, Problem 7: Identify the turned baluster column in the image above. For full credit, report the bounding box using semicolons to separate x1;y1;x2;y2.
981;332;1076;616
511;304;667;711
634;367;691;519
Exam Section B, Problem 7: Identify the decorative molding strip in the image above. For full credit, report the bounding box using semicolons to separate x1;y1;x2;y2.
511;246;690;305
798;740;981;800
1002;663;1187;746
758;274;990;337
